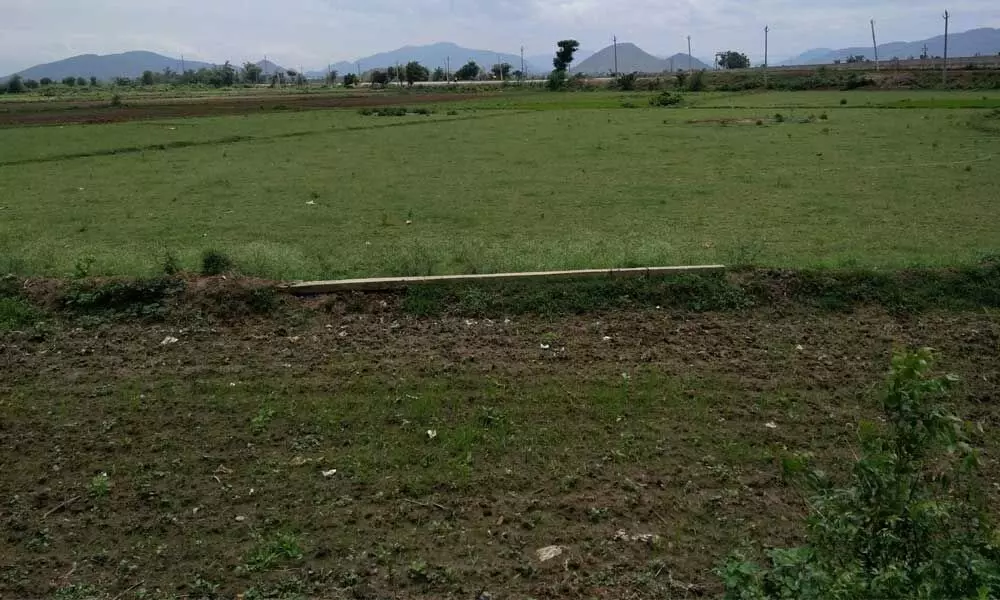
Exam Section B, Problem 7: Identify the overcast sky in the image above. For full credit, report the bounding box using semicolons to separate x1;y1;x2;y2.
2;0;998;74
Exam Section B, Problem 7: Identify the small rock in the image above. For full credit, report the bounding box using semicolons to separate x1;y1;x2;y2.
602;336;612;341
322;469;337;478
540;343;550;350
765;422;778;429
160;336;179;345
536;545;564;562
795;345;804;351
235;515;247;522
426;430;438;440
305;200;316;205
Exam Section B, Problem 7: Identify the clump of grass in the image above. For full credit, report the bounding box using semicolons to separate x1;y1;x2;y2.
819;112;829;120
773;113;785;123
201;250;233;276
162;251;181;276
243;532;303;572
0;297;39;331
840;98;848;105
110;94;124;108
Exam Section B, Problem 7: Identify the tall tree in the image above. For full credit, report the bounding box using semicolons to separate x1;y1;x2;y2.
141;70;155;86
371;70;390;86
6;75;25;93
62;76;77;87
343;73;358;87
243;62;263;84
715;51;750;69
549;40;580;90
76;77;87;87
491;63;512;79
432;67;446;82
455;60;480;81
326;70;339;85
404;61;430;86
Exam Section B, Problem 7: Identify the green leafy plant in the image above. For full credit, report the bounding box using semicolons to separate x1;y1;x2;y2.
88;472;111;497
718;348;1000;600
250;405;276;434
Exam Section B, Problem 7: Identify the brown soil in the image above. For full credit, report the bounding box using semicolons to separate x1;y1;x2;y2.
0;92;477;127
1;298;998;599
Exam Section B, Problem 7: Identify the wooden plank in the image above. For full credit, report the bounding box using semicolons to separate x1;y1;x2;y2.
280;265;726;295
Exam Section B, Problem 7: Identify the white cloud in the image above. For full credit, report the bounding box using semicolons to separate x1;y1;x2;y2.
2;0;998;74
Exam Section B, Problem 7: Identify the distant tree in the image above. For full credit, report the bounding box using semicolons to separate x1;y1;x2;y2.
62;76;77;87
404;61;430;85
141;70;155;86
715;51;750;69
40;77;53;86
548;39;580;90
491;62;512;79
386;65;402;84
432;67;446;82
455;60;481;81
6;75;25;93
326;69;338;85
845;54;866;64
512;69;524;80
114;76;132;86
242;61;263;84
286;69;298;78
23;78;40;90
90;76;99;86
76;76;87;86
370;70;389;86
342;72;358;87
219;61;237;86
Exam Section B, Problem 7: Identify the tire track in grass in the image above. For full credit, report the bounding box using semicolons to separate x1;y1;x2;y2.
0;111;529;168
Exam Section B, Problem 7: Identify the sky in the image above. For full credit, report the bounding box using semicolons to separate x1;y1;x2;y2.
2;0;999;74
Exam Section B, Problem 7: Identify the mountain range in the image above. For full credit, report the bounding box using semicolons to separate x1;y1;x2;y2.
574;43;711;74
4;28;999;82
781;27;1000;65
318;42;545;77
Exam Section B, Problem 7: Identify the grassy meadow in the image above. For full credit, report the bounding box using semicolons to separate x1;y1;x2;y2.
1;89;999;280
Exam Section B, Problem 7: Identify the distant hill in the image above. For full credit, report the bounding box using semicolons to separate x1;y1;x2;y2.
574;43;711;75
332;42;540;75
256;60;288;75
6;51;215;81
781;27;1000;65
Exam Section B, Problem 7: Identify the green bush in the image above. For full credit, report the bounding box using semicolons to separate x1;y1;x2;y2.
201;250;234;276
649;91;682;107
718;348;1000;600
687;70;706;92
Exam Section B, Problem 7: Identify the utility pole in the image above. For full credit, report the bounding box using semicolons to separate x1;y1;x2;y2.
871;19;879;70
613;35;619;77
181;54;186;74
687;35;692;71
446;56;451;81
520;46;525;81
942;10;950;85
764;26;769;88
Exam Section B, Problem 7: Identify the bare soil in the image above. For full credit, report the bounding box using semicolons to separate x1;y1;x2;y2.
0;92;476;127
2;294;998;599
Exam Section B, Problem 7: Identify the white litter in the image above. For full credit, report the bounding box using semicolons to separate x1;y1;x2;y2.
235;515;247;522
796;345;804;351
426;430;438;440
765;422;778;429
322;469;337;478
305;200;316;205
160;336;179;345
536;546;564;562
540;344;550;350
602;336;612;341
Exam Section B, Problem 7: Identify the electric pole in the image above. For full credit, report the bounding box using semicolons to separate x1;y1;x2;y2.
520;46;525;81
871;19;879;70
446;56;451;81
613;35;619;77
942;10;950;85
764;26;769;88
687;35;692;71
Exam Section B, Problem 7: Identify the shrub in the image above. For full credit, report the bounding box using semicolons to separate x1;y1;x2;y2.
687;70;706;92
718;348;1000;600
201;250;234;276
110;94;124;107
612;72;638;91
649;91;682;107
773;113;785;122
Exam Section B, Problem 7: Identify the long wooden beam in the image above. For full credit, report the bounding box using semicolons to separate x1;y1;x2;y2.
280;265;726;294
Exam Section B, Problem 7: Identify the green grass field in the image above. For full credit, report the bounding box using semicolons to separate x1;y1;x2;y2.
2;89;999;279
